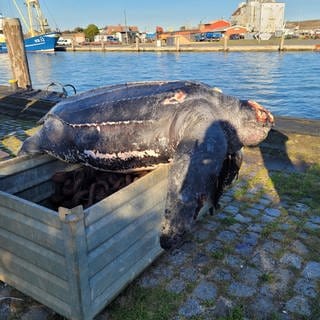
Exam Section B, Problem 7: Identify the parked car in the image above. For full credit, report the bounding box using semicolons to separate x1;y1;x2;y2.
195;32;222;42
106;35;119;44
229;34;245;40
206;32;222;41
229;34;240;40
57;38;72;46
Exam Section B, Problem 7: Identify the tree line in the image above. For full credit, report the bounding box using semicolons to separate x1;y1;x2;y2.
62;24;99;42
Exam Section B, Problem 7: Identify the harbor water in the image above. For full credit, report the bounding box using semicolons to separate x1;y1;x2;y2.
0;51;319;119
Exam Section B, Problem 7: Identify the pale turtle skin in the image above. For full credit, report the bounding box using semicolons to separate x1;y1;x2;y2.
19;81;274;249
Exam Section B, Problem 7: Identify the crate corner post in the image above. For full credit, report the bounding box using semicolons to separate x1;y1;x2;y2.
59;206;92;320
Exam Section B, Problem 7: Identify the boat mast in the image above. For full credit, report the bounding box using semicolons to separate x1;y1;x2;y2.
12;0;30;32
25;0;48;36
12;0;48;36
26;0;34;36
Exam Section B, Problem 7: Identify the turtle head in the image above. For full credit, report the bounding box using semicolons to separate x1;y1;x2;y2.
237;100;274;147
18;132;42;156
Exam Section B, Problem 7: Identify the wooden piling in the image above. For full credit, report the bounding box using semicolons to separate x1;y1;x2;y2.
224;35;229;52
176;36;180;52
3;18;32;89
279;33;285;51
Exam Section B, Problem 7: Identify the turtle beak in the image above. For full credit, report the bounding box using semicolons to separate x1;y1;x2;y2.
247;100;274;126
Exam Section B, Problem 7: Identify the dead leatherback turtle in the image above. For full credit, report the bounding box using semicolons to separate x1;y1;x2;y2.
19;81;274;249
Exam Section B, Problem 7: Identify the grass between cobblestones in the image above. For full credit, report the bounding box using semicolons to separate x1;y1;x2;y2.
107;286;183;320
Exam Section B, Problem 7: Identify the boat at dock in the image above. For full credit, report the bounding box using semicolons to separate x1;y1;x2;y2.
0;0;60;53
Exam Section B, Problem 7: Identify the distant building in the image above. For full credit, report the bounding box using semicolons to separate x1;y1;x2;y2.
220;26;248;37
231;0;285;34
158;20;232;42
72;33;86;44
100;24;139;43
59;32;85;44
284;20;320;39
104;25;139;34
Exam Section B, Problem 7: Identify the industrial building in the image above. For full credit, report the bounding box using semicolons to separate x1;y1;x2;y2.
231;0;285;35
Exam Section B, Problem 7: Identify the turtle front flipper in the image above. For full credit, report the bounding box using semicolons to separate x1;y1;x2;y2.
160;120;228;250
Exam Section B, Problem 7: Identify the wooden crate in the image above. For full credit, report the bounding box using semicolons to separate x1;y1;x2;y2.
0;155;168;320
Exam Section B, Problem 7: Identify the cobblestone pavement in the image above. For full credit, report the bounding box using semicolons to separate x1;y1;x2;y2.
0;117;319;319
127;154;319;320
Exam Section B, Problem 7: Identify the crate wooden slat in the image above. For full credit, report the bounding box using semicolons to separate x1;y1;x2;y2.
0;247;69;300
0;264;72;317
88;203;163;278
91;227;161;300
91;243;161;318
86;177;168;252
0;154;168;320
84;163;167;227
0;228;66;279
0;199;64;253
0;155;70;195
0;191;61;228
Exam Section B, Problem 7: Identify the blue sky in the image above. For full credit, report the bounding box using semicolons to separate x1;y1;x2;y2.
2;0;320;32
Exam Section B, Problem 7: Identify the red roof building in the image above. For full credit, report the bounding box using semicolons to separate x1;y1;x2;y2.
158;20;233;42
199;20;231;32
224;26;248;36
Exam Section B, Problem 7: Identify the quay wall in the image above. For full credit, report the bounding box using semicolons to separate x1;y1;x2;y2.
64;44;319;53
62;40;320;53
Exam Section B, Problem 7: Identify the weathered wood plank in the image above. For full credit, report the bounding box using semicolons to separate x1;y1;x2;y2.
84;164;169;226
91;229;162;299
0;265;72;319
93;236;163;311
0;228;67;280
86;178;167;251
88;203;162;277
0;247;69;301
91;238;162;315
0;159;68;195
0;204;64;254
59;206;92;320
0;154;54;176
0;191;61;228
16;180;55;203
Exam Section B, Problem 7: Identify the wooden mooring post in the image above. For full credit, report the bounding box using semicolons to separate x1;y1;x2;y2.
3;18;32;89
223;35;229;52
176;36;180;52
279;33;285;51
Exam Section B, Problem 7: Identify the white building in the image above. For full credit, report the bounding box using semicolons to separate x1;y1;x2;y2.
231;0;285;34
